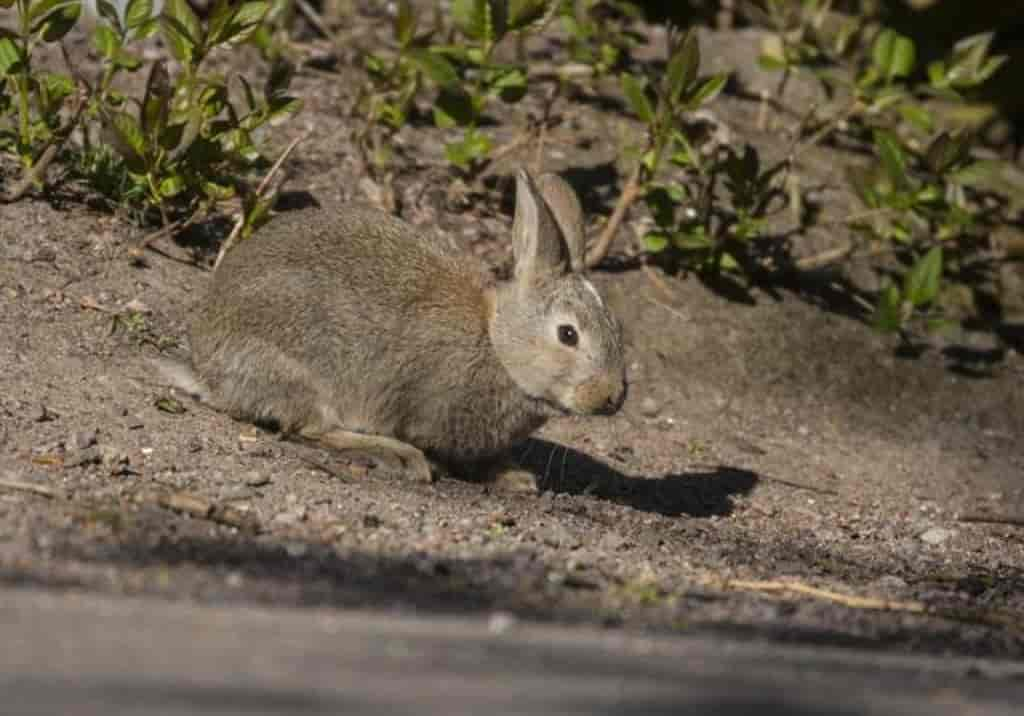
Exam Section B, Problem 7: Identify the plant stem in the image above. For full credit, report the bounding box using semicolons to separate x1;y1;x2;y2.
585;159;642;269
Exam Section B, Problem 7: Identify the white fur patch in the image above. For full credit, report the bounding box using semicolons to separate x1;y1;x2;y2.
583;279;604;306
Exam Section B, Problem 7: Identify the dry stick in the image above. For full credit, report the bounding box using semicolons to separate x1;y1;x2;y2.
702;577;1023;632
151;491;260;533
586;161;643;269
0;479;58;499
213;130;311;270
959;513;1024;528
1;89;88;203
295;0;332;39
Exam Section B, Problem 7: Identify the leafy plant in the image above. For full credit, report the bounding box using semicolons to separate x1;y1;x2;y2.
432;0;556;171
559;0;644;77
89;0;300;224
0;0;82;167
610;29;743;273
756;4;1011;336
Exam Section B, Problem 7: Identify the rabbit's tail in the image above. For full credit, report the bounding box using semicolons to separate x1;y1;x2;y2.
152;356;211;402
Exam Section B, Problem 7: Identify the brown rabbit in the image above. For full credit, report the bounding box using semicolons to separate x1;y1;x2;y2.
173;169;626;489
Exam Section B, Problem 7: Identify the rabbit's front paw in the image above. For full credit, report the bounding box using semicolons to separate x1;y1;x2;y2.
486;462;540;494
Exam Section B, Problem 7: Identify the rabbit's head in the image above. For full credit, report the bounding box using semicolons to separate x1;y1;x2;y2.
490;170;627;416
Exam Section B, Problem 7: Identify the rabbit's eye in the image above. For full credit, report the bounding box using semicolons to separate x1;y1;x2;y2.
557;324;579;347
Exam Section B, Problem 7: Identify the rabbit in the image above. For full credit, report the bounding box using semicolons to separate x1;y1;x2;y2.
175;168;626;489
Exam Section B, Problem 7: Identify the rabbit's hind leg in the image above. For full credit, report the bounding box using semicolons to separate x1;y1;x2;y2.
299;426;437;484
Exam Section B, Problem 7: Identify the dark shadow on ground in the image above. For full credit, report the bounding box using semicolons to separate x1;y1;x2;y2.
520;438;759;517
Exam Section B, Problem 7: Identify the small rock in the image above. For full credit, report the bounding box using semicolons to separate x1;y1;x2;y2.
284;541;309;558
70;430;98;450
919;527;956;545
639;396;661;417
244;472;272;487
99;444;129;467
363;514;382;529
599;531;628;552
488;612;517;635
872;575;908;592
123;298;151;314
220;486;256;502
65;445;102;468
272;509;306;527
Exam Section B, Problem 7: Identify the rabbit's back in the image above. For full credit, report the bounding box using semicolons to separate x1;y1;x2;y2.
190;204;543;462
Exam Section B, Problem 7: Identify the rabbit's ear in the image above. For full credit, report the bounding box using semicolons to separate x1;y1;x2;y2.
512;168;569;285
537;172;586;273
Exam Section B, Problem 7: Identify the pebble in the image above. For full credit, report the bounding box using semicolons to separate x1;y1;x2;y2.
244;472;272;487
599;531;628;552
919;527;956;545
70;430;98;450
639;396;661;417
488;612;517;635
272;508;306;527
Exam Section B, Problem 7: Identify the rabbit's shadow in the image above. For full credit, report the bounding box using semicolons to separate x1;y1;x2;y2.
519;438;758;518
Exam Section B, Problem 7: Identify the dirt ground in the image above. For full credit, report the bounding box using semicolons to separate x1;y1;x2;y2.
1;8;1023;697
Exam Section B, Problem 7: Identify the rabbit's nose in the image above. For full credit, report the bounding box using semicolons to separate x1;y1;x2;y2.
597;380;627;415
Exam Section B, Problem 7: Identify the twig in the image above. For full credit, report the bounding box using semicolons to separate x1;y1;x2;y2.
1;88;88;203
149;490;260;533
959;512;1024;528
586;161;643;269
700;576;1023;632
0;479;58;499
214;130;310;270
757;473;839;496
295;0;332;39
476;130;534;182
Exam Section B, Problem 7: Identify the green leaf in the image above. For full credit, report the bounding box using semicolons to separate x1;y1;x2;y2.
264;57;295;100
434;88;475;127
621;73;654;124
445;128;492;170
394;0;416;47
0;37;26;76
404;48;458;89
950;159;1003;187
488;65;528;103
688;73;727;108
666;30;699;104
452;0;504;44
873;282;903;333
718;251;740;272
104;110;148;173
95;0;122;30
874;129;909;189
896;102;934;133
266;95;301;124
32;0;82;43
872;29;915;83
161;0;202;62
903;246;942;308
756;53;788;71
508;0;550;32
125;0;154;29
673;229;711;250
924;131;969;175
643;233;669;253
221;1;270;44
141;60;171;136
93;25;121;60
159;174;186;198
